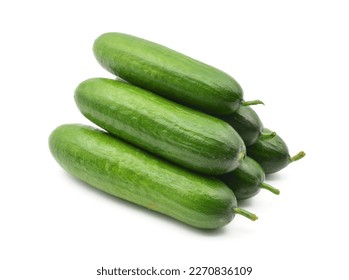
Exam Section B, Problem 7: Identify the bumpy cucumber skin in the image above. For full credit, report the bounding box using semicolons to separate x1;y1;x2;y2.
247;128;290;174
49;124;237;229
221;106;263;146
74;78;245;175
218;157;264;200
93;32;243;115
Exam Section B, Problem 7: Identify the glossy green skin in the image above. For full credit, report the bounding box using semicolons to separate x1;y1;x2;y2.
221;106;263;146
49;124;237;229
218;157;265;200
93;32;244;115
75;78;245;175
247;128;290;174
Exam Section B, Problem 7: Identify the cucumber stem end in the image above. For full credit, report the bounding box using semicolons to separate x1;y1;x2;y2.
260;182;280;195
234;208;258;221
290;151;306;162
242;100;265;106
260;131;276;140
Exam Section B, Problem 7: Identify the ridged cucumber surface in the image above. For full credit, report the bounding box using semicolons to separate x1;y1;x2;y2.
247;128;305;174
93;32;244;115
74;78;246;175
49;124;257;229
219;157;280;200
221;106;264;146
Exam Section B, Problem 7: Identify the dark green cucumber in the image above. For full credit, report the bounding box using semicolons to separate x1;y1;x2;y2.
49;124;257;229
218;157;280;200
93;32;252;115
220;106;275;146
247;128;305;174
74;78;246;175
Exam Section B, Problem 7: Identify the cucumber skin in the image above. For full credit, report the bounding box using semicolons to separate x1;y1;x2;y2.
49;124;236;229
221;106;263;146
218;157;264;200
247;128;290;174
93;32;243;115
74;78;245;175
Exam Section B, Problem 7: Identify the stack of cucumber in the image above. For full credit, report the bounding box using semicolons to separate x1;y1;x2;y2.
49;32;305;229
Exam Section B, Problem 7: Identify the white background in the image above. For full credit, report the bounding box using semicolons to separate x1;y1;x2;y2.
1;0;349;279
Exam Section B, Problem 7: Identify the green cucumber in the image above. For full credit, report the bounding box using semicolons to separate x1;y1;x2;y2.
74;78;246;175
218;157;280;200
247;128;305;174
220;106;275;146
49;124;257;229
93;32;259;115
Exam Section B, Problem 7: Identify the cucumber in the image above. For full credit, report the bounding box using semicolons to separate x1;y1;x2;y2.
247;128;305;174
218;157;280;200
220;106;275;146
74;78;246;175
49;124;257;229
93;32;259;115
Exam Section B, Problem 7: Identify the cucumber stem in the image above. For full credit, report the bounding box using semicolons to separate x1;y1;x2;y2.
242;100;265;106
259;131;276;140
233;208;258;221
239;151;246;161
260;183;280;195
290;151;306;162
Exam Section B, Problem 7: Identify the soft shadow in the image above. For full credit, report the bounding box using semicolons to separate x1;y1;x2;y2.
265;172;283;181
236;197;256;208
62;171;230;236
